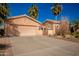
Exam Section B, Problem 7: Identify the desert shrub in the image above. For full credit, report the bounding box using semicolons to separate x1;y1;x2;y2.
59;19;70;37
0;44;6;50
74;32;79;38
0;29;5;36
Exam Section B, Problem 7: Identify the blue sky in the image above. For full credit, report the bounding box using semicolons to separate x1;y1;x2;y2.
8;3;79;22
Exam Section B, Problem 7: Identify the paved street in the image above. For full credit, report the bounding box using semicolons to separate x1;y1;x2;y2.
6;36;79;56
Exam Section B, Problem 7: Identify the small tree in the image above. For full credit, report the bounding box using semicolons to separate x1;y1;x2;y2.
72;19;79;38
59;17;70;37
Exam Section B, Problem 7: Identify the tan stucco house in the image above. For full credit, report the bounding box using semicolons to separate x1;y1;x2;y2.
5;15;43;36
3;15;61;37
43;19;60;36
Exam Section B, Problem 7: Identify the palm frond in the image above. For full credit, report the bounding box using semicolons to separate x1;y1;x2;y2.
28;4;38;19
51;3;62;16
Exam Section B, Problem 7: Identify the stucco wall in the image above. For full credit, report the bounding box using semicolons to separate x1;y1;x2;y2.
43;21;60;36
5;16;43;36
11;16;41;26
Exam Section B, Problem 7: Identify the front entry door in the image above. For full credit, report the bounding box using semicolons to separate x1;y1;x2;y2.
43;28;48;36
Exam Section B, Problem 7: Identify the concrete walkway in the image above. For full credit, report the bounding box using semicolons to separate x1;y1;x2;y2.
7;36;79;56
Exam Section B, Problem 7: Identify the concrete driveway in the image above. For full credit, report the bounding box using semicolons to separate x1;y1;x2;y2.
7;36;79;56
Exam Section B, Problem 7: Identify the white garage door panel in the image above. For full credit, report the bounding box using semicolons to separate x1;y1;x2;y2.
21;29;36;36
18;26;37;36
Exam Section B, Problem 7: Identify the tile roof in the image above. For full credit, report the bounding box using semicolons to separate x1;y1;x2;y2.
43;19;60;24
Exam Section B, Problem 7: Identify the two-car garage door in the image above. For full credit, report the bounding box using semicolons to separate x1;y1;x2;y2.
18;26;38;36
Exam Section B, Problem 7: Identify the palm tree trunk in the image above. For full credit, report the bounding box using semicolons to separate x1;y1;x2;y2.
55;15;57;35
55;15;57;20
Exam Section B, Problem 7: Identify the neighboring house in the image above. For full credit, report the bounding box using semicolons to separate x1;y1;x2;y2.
43;19;60;36
5;15;43;36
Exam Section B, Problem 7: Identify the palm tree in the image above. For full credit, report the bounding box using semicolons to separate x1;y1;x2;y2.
0;3;8;19
28;4;38;19
51;3;62;20
0;3;9;36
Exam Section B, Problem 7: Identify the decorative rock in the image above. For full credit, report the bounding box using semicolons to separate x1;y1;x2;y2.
65;35;71;39
56;35;63;39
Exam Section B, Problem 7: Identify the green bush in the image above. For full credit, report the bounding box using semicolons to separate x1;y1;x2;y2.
0;44;6;50
74;32;79;38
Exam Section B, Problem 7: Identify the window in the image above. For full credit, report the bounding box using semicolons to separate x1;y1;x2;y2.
39;26;44;30
47;24;52;30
